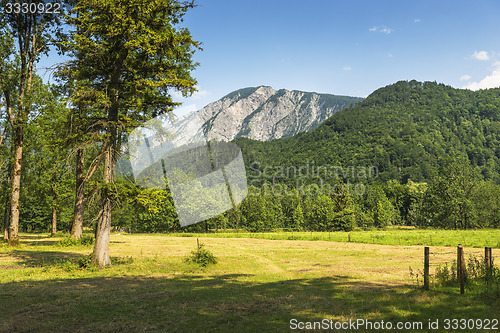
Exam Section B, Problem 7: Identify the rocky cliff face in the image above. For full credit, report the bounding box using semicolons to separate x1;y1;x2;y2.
170;86;362;143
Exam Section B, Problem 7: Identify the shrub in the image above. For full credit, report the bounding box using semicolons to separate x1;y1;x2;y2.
433;255;500;295
435;261;457;287
57;235;95;247
184;241;217;267
80;235;95;246
51;231;69;238
57;238;79;247
77;254;94;269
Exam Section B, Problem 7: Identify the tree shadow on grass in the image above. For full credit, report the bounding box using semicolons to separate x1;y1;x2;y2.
18;234;45;239
8;250;85;267
5;250;137;269
20;240;61;247
18;235;60;247
0;273;498;333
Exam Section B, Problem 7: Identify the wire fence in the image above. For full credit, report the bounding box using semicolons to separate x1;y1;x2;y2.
422;245;499;294
426;248;499;267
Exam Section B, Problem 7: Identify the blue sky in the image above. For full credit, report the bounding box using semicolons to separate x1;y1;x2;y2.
168;0;500;114
36;0;500;115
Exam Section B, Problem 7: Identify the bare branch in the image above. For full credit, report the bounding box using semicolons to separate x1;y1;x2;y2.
84;184;100;202
84;141;109;182
5;93;14;127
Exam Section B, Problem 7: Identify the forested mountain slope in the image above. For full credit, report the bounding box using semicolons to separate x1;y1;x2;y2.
237;80;500;184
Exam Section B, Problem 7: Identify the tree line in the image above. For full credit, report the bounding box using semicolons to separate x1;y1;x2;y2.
110;156;500;233
10;151;498;235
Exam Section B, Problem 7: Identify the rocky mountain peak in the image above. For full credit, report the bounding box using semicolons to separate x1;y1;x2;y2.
166;86;363;145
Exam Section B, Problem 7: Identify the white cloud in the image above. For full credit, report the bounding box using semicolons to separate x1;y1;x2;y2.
171;86;210;100
369;26;392;34
460;74;472;81
191;88;209;100
463;62;500;90
414;18;421;23
343;66;352;71
471;50;490;61
388;53;393;58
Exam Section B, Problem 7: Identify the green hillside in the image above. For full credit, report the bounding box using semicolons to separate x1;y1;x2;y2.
237;80;500;184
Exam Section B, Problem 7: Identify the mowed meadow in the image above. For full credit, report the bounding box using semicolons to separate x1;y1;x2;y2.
1;230;499;332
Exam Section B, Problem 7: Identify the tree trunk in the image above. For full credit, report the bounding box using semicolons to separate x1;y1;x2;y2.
93;193;112;268
51;185;58;235
8;126;23;245
92;140;115;268
3;201;10;241
3;160;12;241
51;206;57;235
71;149;85;239
91;52;123;268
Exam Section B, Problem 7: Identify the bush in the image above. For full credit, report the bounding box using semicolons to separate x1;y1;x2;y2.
433;255;500;295
80;235;95;246
57;235;95;247
435;261;457;287
57;238;79;247
51;231;69;238
77;254;94;269
184;241;217;267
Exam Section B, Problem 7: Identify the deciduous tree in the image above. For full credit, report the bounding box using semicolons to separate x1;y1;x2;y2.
1;0;64;244
425;157;479;229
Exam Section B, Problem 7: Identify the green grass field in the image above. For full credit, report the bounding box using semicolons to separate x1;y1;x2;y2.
0;231;499;332
172;228;500;248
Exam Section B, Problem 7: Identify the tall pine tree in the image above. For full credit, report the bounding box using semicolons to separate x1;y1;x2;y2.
60;0;200;267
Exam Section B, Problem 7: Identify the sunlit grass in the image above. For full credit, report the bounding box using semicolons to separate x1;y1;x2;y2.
167;228;500;248
0;233;499;332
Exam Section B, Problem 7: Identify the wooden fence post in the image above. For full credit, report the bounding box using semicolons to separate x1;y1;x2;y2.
457;244;461;281
424;247;430;290
489;247;493;272
485;247;492;282
458;245;465;294
490;247;493;279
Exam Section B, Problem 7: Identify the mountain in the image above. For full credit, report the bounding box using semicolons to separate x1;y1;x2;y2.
168;86;363;143
236;80;500;184
123;86;362;184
